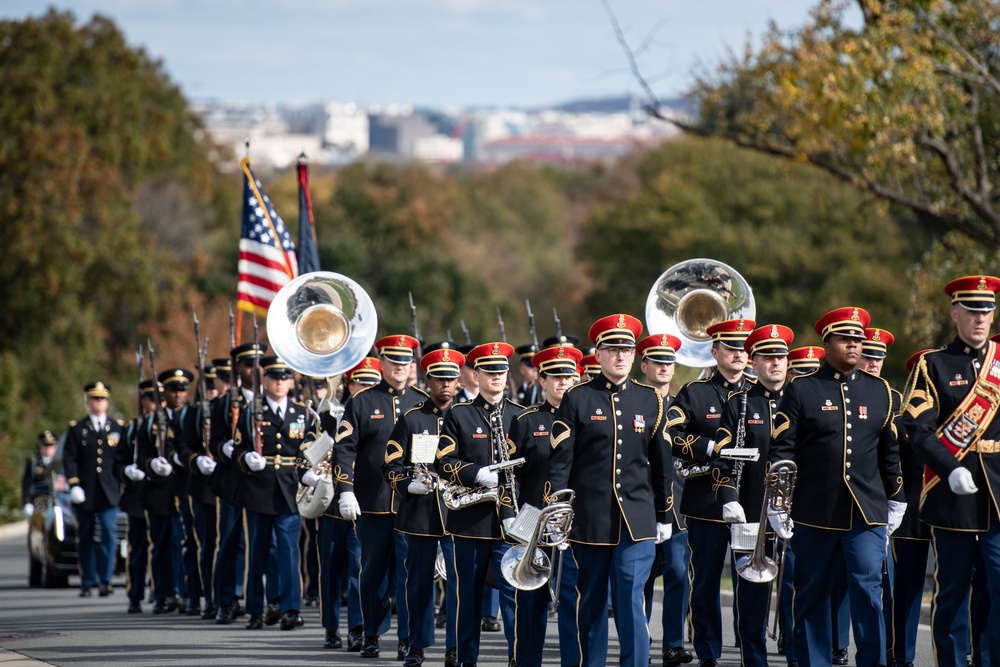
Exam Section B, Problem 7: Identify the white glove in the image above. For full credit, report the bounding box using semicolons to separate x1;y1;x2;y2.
339;491;361;520
887;500;907;535
948;467;978;495
244;451;266;472
150;456;173;477
221;439;235;459
124;464;146;482
23;503;34;518
171;452;182;467
706;439;715;458
407;479;432;495
69;486;86;504
722;501;747;524
196;455;216;475
301;469;321;488
475;467;499;488
655;522;673;544
767;508;794;540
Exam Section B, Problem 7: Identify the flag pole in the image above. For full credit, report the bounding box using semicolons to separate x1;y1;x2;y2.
235;137;250;345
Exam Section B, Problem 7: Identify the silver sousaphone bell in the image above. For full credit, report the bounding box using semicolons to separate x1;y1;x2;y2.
645;258;755;368
267;271;379;378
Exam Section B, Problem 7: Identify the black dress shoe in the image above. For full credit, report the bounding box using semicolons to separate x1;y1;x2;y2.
397;639;409;660
245;614;263;630
444;646;458;667
231;600;245;618
304;594;319;607
402;647;424;667
481;615;501;632
127;603;142;614
279;611;304;630
98;583;113;597
324;629;343;649
165;596;180;613
79;587;92;598
697;661;718;667
347;626;364;652
200;604;216;620
360;635;380;658
152;599;170;614
185;597;201;615
788;662;799;667
777;633;785;655
435;610;447;629
833;648;849;666
264;603;281;626
177;596;189;614
215;605;234;625
663;646;693;667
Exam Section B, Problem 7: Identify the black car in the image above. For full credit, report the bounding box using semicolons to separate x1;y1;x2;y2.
27;437;127;588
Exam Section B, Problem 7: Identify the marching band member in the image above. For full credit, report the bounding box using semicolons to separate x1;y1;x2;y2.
771;307;904;667
334;335;426;657
384;343;464;667
548;314;673;667
63;381;126;599
435;341;525;667
713;324;793;667
635;333;693;667
665;318;754;667
508;343;582;667
235;356;316;631
903;276;1000;667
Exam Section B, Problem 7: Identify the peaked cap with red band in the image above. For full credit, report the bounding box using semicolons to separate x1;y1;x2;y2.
588;314;642;348
532;344;583;376
788;346;824;371
636;333;682;364
862;327;895;359
814;307;870;340
945;275;1000;311
348;356;382;385
467;342;514;372
375;334;420;364
744;324;794;357
706;318;756;349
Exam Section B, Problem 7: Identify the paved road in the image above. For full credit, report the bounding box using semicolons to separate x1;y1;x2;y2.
0;522;935;666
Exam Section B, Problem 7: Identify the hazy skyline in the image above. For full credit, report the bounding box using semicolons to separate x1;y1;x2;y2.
4;1;832;109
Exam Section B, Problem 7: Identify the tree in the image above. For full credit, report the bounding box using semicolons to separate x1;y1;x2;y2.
613;0;1000;249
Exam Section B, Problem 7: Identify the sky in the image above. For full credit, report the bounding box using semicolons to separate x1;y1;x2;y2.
3;1;825;109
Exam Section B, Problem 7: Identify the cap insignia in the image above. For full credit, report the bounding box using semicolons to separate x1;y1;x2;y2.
978;276;988;290
442;350;450;361
872;330;881;341
660;334;668;346
737;319;745;332
363;358;372;369
617;314;626;328
807;348;815;358
492;343;500;355
557;347;565;358
770;325;779;338
398;336;406;347
95;382;105;390
850;308;860;321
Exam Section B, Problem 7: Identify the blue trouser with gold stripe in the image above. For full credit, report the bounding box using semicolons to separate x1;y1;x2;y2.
76;506;118;588
574;527;655;667
792;512;886;667
687;518;732;661
191;497;216;608
452;536;515;664
734;539;773;667
246;508;301;615
146;511;175;603
213;497;244;608
126;513;148;606
439;535;458;650
403;533;439;651
356;513;396;637
318;515;363;633
891;538;929;665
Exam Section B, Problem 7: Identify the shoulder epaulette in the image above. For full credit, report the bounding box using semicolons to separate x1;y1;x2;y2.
402;402;425;417
410;386;430;398
507;399;527;410
516;406;542;421
69;420;78;427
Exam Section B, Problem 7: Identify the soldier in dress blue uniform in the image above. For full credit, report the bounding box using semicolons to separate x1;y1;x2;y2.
665;318;754;667
714;324;794;667
903;276;1000;667
514;344;541;407
63;381;126;598
211;344;263;624
434;341;525;667
22;430;57;520
315;357;378;651
455;343;480;405
579;353;600;382
549;314;673;667
771;307;905;667
889;348;934;667
335;334;427;658
384;344;466;667
508;343;582;667
113;380;161;613
635;333;693;667
235;356;317;631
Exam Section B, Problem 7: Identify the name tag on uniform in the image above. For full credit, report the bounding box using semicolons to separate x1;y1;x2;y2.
410;434;438;464
748;419;764;425
706;414;721;419
533;430;549;437
591;416;607;421
472;433;488;438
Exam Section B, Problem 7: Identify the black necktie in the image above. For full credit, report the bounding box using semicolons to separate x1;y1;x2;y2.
275;406;283;423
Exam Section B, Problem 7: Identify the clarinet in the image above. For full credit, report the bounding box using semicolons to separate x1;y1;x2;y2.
732;388;749;491
490;405;519;515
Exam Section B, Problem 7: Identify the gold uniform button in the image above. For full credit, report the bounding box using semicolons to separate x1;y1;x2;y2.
276;434;282;439
97;458;103;463
276;444;282;450
96;466;102;473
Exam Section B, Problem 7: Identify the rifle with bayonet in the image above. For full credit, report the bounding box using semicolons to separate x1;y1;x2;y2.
134;344;145;465
146;339;168;459
193;308;212;459
251;316;264;456
497;307;518;398
229;305;241;443
409;291;424;388
525;299;540;351
553;307;563;341
460;320;471;346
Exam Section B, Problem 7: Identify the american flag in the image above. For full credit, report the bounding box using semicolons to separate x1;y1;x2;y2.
236;157;298;316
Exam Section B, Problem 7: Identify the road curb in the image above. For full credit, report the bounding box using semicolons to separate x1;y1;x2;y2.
0;648;54;665
0;520;27;542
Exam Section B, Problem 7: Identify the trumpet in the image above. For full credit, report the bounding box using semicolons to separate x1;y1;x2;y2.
440;457;525;511
500;489;575;591
735;460;797;583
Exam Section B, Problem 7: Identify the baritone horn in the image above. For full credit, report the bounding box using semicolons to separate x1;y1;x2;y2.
500;489;575;591
736;460;797;583
645;258;755;368
267;271;378;378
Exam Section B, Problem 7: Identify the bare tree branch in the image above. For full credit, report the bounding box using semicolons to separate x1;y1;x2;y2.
600;0;666;118
919;11;1000;96
967;88;990;201
918;133;1000;237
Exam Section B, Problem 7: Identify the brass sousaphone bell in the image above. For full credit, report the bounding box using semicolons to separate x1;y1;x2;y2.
645;258;755;369
267;271;379;378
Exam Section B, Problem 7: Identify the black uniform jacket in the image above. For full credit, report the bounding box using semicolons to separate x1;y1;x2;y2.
770;364;903;530
135;409;178;517
234;398;316;516
894;398;930;540
112;418;145;519
516;382;541;408
509;402;558;509
666;372;747;521
548;374;672;546
178;401;218;506
22;454;49;505
384;400;449;537
63;415;125;512
435;394;525;540
661;393;686;530
904;338;1000;531
711;382;783;519
208;392;247;506
334;380;427;514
